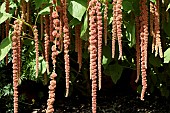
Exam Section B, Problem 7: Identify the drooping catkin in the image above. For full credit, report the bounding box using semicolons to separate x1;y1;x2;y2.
40;16;44;41
62;0;70;97
33;26;39;78
21;0;25;18
135;17;140;83
150;2;155;53
26;1;30;23
75;26;79;52
89;0;97;112
17;21;23;81
75;25;82;71
116;0;123;60
46;72;57;113
12;20;20;113
96;1;103;90
44;15;50;74
112;0;117;58
154;0;163;58
78;36;82;71
104;0;108;46
5;0;9;65
50;6;54;42
139;0;148;101
46;3;60;112
59;3;63;52
51;10;60;70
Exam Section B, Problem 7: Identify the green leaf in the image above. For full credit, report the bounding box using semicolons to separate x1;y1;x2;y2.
163;21;170;36
164;48;170;63
0;2;6;13
0;36;12;61
166;3;170;11
0;13;12;24
122;1;134;12
104;63;123;84
150;0;156;3
38;6;50;15
36;57;47;75
34;0;47;9
149;54;162;67
69;18;81;27
68;1;87;21
80;12;88;40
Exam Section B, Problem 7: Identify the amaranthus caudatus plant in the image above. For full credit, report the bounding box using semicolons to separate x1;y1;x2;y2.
0;0;169;112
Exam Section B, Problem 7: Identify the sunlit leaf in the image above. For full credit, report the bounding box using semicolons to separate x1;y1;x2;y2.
0;13;12;24
68;1;87;21
38;6;50;15
39;57;46;74
80;12;88;40
0;36;12;61
164;48;170;63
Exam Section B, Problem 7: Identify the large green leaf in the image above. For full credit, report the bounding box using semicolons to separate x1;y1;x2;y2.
0;2;6;13
122;1;134;12
104;63;123;84
164;48;170;63
68;1;87;21
0;2;12;24
0;37;12;61
69;18;81;27
80;12;88;40
34;0;48;9
0;13;12;24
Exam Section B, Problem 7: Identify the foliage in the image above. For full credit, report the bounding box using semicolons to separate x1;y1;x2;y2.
0;0;170;112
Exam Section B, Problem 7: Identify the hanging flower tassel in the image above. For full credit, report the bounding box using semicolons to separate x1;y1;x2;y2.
62;0;70;97
33;26;39;78
89;0;97;112
96;1;103;90
135;16;140;83
154;0;163;58
139;0;148;101
12;20;20;113
112;0;117;58
44;15;50;74
117;0;123;60
46;72;57;113
104;0;108;46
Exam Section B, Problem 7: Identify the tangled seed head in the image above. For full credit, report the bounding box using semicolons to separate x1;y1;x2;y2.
33;25;39;78
12;20;20;113
139;0;148;101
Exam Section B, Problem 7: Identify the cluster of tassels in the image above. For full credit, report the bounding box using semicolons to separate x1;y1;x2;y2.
112;0;123;60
